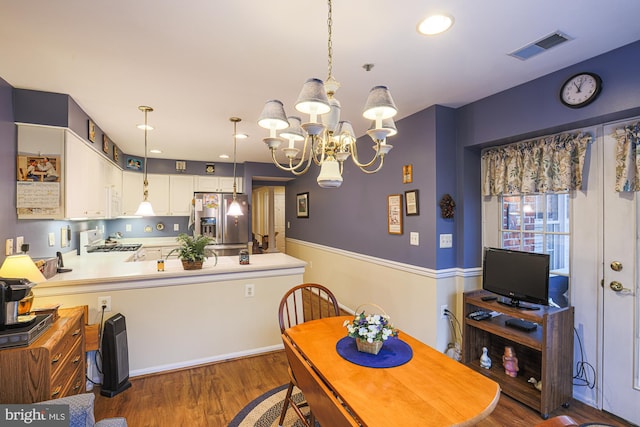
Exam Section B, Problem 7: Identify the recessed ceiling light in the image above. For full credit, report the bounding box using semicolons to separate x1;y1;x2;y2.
137;124;154;130
149;149;162;154
417;14;454;36
219;154;230;159
234;133;248;139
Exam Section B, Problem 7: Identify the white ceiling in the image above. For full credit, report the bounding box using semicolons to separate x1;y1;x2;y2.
1;1;639;165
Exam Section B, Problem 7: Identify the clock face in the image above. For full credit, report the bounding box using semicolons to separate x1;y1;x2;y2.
560;72;602;108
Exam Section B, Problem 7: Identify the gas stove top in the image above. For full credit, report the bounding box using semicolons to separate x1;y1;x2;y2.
86;243;142;253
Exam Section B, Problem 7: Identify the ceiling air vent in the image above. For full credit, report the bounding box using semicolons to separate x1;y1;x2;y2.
509;31;573;60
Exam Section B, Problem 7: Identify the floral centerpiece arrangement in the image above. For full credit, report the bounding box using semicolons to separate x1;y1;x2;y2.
343;307;398;355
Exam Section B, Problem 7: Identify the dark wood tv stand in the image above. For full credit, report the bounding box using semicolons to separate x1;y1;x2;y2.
462;290;574;419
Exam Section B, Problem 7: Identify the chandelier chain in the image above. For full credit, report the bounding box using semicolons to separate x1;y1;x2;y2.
326;0;333;81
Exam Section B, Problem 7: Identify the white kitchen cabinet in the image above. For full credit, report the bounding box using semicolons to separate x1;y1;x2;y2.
121;171;144;216
146;174;170;216
169;175;194;216
65;131;107;218
195;176;242;193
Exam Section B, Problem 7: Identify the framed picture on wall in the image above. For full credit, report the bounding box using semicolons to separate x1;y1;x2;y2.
405;189;419;216
113;145;119;161
126;157;142;170
102;134;110;153
387;194;403;234
296;192;309;218
88;119;96;143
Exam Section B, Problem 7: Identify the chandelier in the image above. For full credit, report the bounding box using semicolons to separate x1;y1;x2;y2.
257;0;398;188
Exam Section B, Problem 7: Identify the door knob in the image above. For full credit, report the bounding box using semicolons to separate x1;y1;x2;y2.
609;281;632;293
610;261;623;272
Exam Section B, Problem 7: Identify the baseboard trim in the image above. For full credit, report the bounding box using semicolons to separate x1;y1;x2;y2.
129;344;284;378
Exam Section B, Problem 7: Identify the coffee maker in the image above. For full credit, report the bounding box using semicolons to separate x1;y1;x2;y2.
0;278;36;330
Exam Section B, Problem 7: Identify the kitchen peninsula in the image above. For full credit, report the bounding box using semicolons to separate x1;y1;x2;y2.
32;250;306;377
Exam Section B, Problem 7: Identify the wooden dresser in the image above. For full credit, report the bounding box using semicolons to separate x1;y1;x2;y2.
0;306;86;403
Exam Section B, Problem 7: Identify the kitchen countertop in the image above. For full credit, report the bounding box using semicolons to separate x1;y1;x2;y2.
38;250;306;293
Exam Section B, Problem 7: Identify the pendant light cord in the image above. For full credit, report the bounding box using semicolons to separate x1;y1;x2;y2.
230;117;241;198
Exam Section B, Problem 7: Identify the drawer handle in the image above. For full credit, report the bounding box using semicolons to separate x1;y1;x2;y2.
51;386;61;398
71;328;81;337
72;355;81;364
72;381;82;391
51;353;62;364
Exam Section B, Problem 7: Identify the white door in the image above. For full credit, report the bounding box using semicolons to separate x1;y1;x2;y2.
602;120;640;424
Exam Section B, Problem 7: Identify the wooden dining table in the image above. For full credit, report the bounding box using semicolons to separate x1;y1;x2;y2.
285;316;501;427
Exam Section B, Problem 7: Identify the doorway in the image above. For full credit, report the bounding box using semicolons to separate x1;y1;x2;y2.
252;185;286;253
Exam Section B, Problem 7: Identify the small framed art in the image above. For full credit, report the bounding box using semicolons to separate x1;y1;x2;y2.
126;157;142;170
405;189;419;216
88;119;96;143
102;134;110;153
387;194;403;234
296;192;309;218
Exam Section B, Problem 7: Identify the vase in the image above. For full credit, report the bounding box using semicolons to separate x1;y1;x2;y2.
181;260;203;270
356;339;383;355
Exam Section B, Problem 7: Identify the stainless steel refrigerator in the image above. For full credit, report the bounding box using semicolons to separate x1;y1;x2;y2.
193;192;249;255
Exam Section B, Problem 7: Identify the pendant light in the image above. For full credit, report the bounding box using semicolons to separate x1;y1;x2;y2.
135;106;155;216
226;117;244;217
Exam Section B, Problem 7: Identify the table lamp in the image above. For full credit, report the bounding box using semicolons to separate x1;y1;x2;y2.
0;254;46;328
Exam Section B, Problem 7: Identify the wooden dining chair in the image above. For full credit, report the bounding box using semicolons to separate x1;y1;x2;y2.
278;283;341;426
282;333;359;427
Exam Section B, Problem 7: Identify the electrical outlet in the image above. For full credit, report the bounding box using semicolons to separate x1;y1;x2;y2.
5;239;13;256
48;232;55;247
15;236;24;253
60;228;68;248
439;233;453;248
98;296;112;312
126;224;132;232
440;304;448;320
244;284;255;297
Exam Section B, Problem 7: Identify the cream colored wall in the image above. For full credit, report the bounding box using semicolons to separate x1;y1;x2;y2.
34;272;303;376
286;239;481;352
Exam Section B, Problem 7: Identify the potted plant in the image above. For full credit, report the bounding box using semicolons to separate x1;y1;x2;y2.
343;305;398;355
168;233;216;270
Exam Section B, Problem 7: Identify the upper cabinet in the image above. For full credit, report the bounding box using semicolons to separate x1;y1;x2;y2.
121;173;193;216
195;176;243;193
16;125;121;220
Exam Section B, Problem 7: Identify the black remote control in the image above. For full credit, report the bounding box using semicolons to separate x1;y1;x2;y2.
481;295;497;301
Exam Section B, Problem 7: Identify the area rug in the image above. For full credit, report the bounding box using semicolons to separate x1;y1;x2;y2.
228;384;312;427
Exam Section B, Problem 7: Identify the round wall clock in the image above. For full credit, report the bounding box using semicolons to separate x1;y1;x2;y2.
560;72;602;108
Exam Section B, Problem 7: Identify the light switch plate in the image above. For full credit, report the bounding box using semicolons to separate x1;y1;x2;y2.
410;232;419;246
15;236;24;253
173;224;179;231
48;232;55;247
61;227;68;247
5;239;13;256
126;224;132;232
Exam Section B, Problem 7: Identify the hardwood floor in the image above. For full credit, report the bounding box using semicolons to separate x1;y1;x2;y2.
93;351;634;427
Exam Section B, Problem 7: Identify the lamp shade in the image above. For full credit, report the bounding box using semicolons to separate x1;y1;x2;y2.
279;116;305;141
369;118;398;137
316;158;343;188
135;200;156;216
362;85;398;120
0;254;46;283
337;121;356;144
295;78;331;117
227;199;244;216
258;100;290;131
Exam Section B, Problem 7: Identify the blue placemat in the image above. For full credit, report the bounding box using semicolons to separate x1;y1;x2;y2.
336;336;413;368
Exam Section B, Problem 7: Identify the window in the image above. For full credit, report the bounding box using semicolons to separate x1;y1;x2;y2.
500;194;570;307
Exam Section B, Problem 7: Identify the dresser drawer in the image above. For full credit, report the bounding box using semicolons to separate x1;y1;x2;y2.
50;337;84;398
49;316;83;379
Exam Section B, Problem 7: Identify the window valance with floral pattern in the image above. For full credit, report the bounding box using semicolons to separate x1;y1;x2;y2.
613;122;640;192
482;132;591;196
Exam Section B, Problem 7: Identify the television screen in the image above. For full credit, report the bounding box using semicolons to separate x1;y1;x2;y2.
482;247;550;309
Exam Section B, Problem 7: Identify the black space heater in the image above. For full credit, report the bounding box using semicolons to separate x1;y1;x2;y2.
100;313;132;397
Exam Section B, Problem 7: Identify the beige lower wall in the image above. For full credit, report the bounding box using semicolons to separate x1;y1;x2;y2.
34;272;303;376
286;239;482;352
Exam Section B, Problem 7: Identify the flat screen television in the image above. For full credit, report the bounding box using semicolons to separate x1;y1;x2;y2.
482;247;550;310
